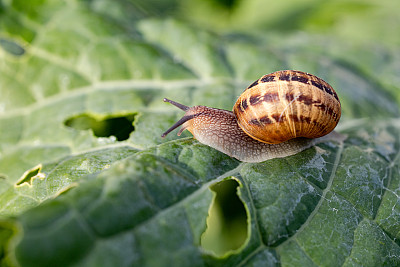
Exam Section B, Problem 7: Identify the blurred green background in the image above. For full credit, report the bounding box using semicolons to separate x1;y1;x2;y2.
89;0;399;45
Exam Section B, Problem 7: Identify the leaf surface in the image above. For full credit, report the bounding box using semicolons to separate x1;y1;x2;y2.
0;1;400;266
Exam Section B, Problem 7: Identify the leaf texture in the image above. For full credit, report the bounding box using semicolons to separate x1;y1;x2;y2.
0;0;400;266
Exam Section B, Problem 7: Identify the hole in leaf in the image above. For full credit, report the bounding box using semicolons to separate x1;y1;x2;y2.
201;178;249;257
54;183;78;197
64;113;135;141
16;165;44;186
0;38;25;56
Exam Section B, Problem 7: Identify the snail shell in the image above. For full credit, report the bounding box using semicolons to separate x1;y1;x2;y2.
162;70;343;162
233;70;341;144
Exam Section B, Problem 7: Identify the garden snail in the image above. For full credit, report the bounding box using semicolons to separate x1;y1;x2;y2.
162;70;343;162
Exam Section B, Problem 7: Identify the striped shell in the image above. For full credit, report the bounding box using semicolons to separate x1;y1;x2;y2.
233;70;341;144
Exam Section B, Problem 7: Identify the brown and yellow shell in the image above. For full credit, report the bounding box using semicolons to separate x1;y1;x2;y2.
233;70;341;144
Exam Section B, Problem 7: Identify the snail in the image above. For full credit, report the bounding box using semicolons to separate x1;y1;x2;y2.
162;70;344;163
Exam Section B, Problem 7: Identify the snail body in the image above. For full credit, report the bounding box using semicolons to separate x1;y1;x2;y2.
162;70;342;163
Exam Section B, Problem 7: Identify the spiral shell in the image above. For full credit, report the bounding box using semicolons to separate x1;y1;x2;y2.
233;70;341;144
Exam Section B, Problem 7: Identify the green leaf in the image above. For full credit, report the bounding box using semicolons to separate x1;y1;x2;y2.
1;0;400;266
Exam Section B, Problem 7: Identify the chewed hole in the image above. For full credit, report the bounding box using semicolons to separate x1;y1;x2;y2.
201;178;249;257
0;38;25;56
64;113;135;141
16;165;44;186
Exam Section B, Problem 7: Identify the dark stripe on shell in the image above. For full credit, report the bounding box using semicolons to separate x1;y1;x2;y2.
247;79;259;89
291;115;311;124
291;75;309;84
249;118;261;126
311;80;325;92
312;80;340;102
314;102;338;118
249;94;262;105
283;71;340;102
260;116;274;124
285;93;295;101
263;92;279;102
287;114;327;131
298;94;314;105
323;85;340;102
271;114;283;122
260;75;275;83
279;73;291;81
314;103;326;110
249;116;274;126
310;80;337;101
324;85;333;95
333;92;339;101
241;99;248;111
285;94;339;119
285;93;314;106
